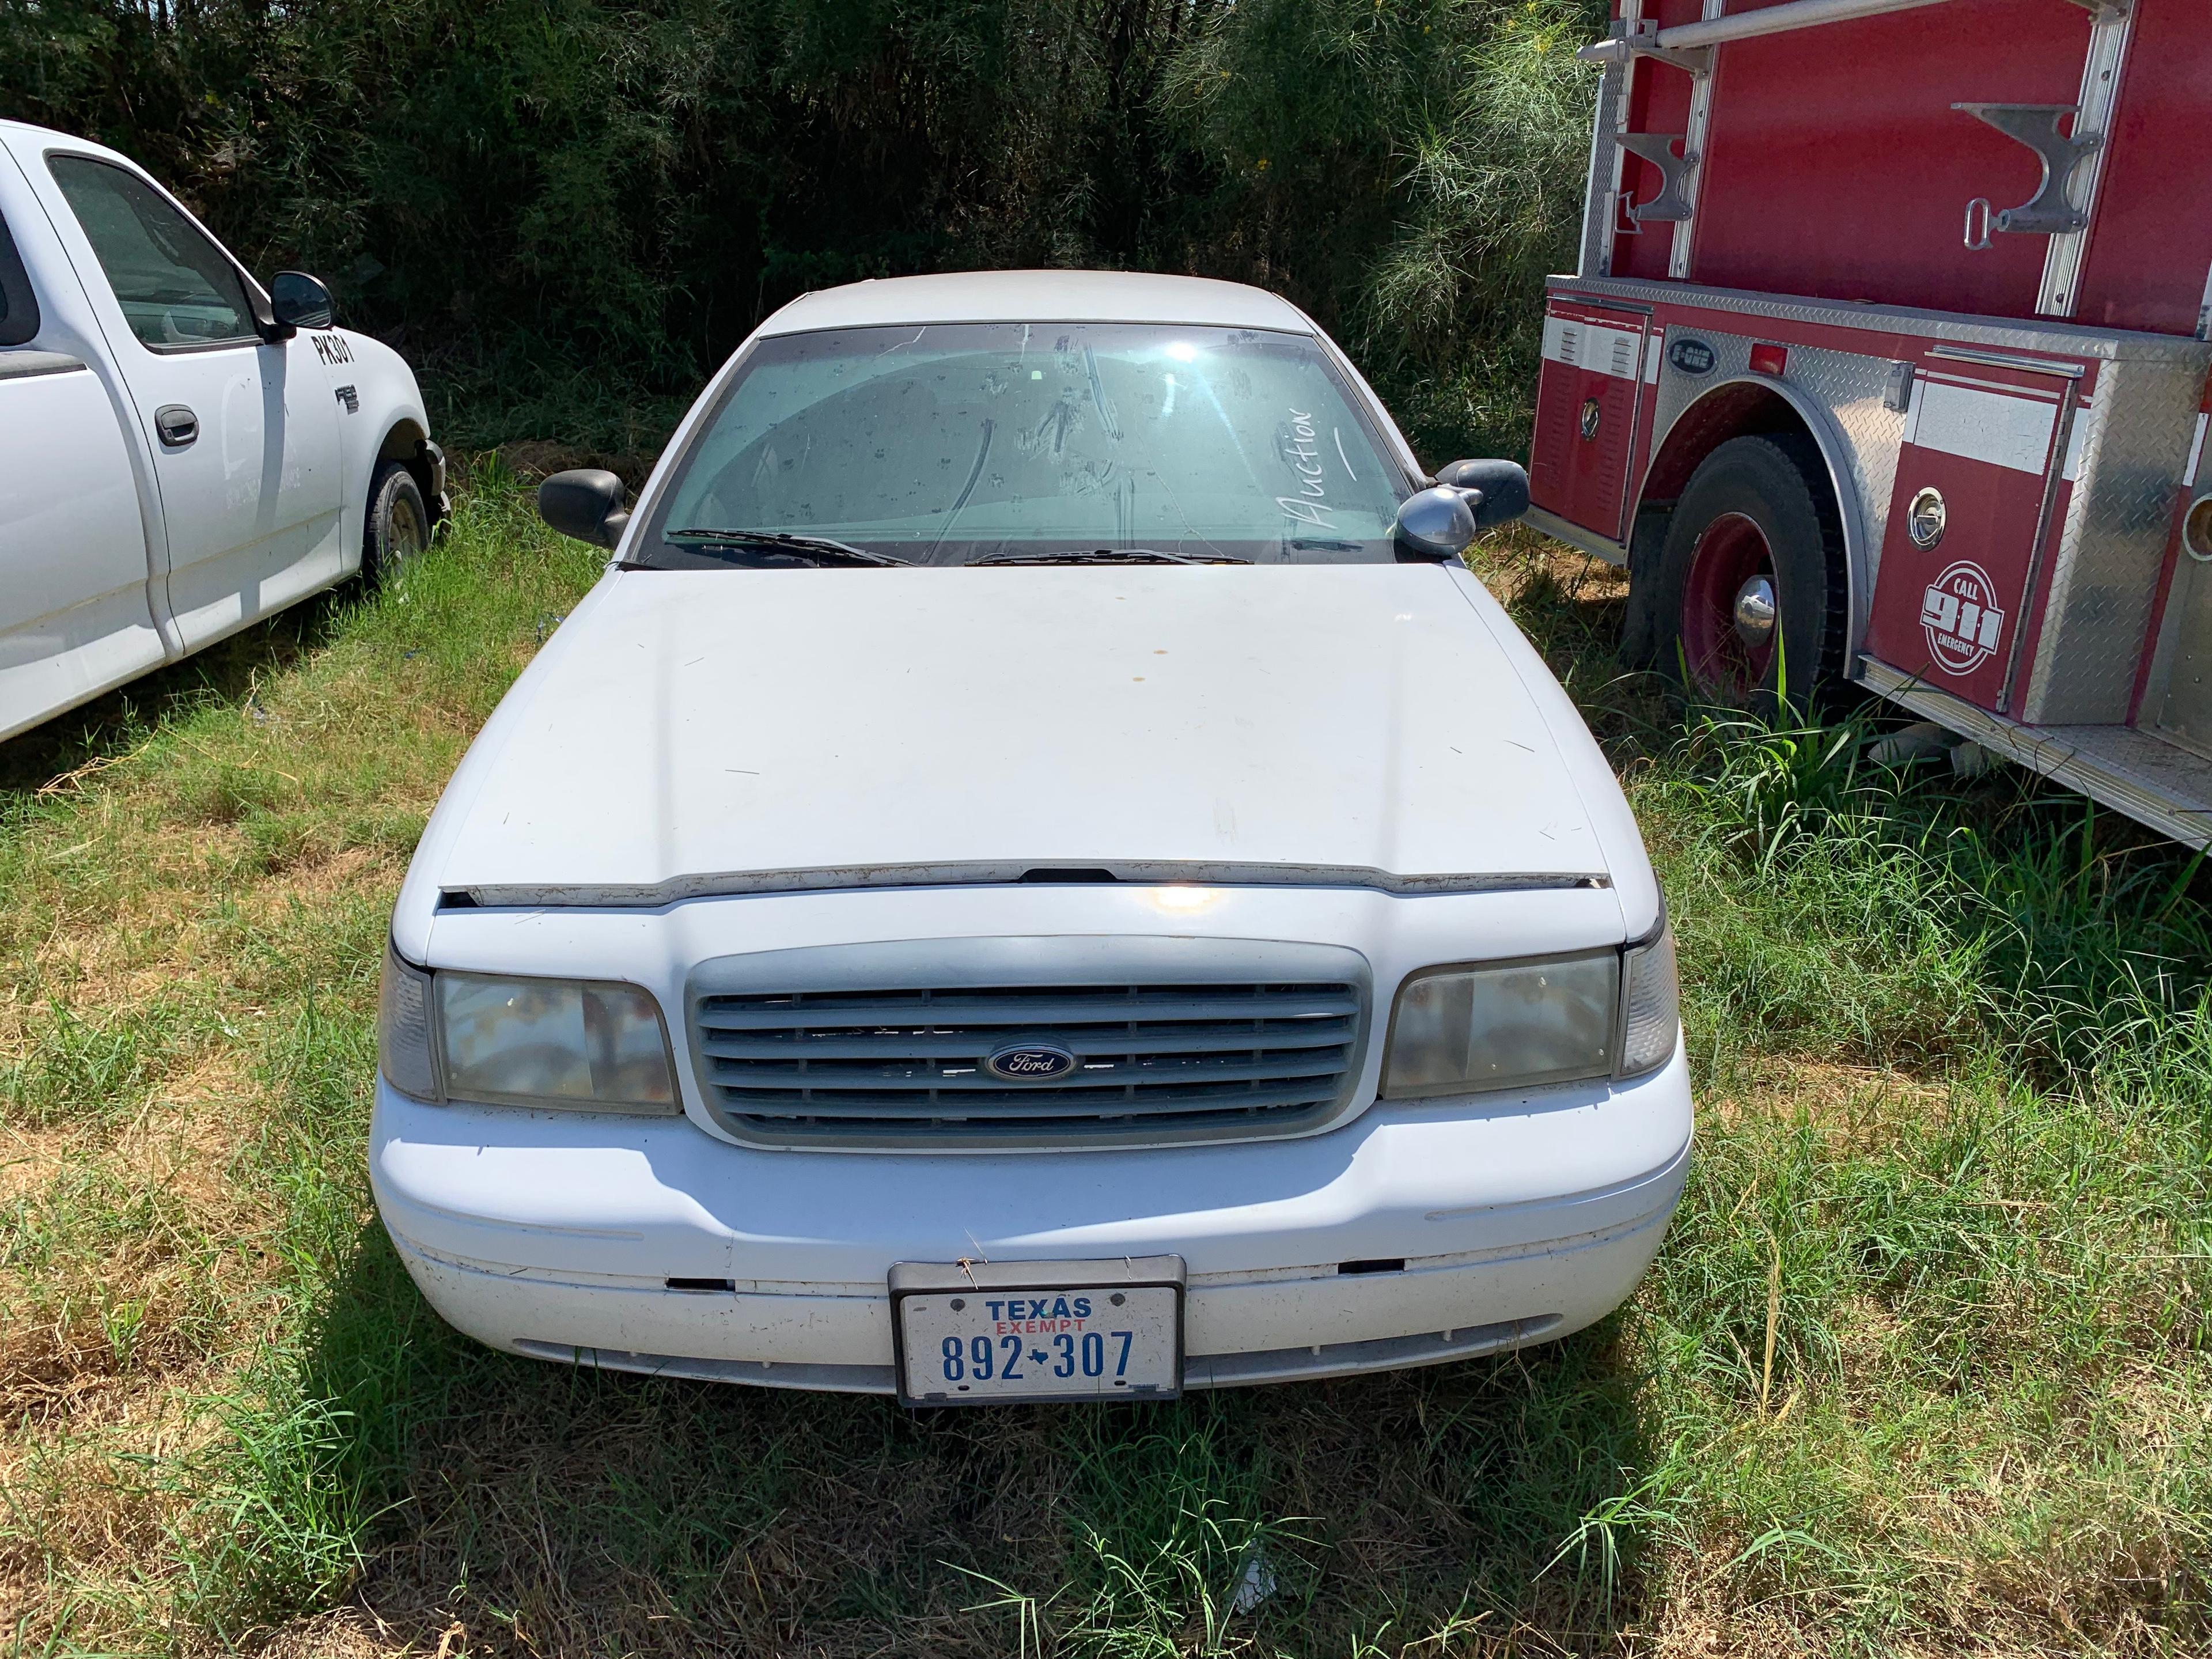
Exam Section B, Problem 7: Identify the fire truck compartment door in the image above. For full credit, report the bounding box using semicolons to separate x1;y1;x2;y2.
1862;360;2084;715
1529;303;1650;544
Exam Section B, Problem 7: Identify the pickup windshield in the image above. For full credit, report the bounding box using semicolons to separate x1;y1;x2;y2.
641;323;1412;567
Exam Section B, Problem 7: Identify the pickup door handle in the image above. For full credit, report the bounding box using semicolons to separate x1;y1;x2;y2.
154;404;198;448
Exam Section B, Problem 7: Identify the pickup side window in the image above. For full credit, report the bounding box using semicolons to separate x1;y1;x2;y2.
0;208;37;347
46;155;255;351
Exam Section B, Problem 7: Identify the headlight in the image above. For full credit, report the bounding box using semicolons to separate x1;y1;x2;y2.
376;942;680;1115
1381;950;1619;1099
1380;921;1680;1099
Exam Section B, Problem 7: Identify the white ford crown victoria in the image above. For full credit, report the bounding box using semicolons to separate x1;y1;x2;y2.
373;271;1691;1404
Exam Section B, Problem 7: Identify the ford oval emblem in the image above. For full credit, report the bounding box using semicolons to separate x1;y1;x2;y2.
1669;337;1717;376
984;1042;1078;1082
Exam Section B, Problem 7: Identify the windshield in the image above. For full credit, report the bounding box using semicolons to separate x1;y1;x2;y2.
641;323;1413;567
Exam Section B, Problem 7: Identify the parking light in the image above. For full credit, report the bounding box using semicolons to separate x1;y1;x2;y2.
378;942;440;1100
1618;925;1680;1078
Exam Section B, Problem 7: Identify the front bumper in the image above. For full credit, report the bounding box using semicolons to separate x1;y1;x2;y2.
370;1039;1692;1395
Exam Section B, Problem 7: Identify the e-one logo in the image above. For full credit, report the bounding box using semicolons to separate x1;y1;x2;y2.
1668;338;1716;376
1920;561;2005;675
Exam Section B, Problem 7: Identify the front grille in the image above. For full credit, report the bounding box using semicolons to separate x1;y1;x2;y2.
694;980;1362;1146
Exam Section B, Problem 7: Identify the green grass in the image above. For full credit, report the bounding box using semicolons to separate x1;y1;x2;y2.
0;482;2206;1656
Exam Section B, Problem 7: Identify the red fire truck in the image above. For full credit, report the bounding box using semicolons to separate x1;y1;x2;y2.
1526;0;2212;844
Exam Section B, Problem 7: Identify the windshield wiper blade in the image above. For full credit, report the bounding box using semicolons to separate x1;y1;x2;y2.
969;547;1250;566
664;528;912;566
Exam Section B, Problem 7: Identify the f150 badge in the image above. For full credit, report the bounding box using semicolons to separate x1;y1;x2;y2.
1921;561;2005;675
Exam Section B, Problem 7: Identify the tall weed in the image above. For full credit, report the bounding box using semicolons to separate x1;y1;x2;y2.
1646;692;2212;1088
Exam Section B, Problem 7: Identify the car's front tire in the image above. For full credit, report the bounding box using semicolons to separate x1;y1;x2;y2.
363;458;431;585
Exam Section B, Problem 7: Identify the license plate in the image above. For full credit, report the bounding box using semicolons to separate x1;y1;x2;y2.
890;1256;1184;1406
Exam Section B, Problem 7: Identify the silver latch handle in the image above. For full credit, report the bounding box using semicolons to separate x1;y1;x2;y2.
1963;198;1994;252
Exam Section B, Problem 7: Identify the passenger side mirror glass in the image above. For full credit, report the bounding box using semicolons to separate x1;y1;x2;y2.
1434;458;1531;529
270;270;334;331
537;468;631;550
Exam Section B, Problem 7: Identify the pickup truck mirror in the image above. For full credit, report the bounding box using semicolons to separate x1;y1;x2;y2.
1391;486;1478;560
1434;459;1531;529
270;270;334;331
537;468;631;550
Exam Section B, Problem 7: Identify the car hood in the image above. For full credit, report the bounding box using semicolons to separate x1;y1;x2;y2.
422;563;1618;906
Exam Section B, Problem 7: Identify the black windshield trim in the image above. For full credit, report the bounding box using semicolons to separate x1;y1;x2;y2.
969;547;1252;566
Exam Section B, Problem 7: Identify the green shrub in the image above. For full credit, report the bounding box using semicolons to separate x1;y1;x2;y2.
0;0;1605;457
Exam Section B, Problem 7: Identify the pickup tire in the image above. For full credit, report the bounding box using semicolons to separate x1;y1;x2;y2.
363;459;431;586
1633;434;1847;711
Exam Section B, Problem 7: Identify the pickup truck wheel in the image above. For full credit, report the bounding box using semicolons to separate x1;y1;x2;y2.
1642;434;1847;710
364;459;431;585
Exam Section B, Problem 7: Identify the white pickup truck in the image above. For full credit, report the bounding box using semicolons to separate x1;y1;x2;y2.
0;121;441;744
373;271;1691;1406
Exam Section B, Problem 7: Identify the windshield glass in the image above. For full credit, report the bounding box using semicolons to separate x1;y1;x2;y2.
642;323;1412;566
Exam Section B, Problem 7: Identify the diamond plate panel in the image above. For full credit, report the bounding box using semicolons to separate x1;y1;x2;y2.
1861;658;2212;850
1774;344;1904;604
2022;356;2207;724
1558;274;2212;366
1581;62;1626;279
2147;433;2212;752
1649;329;1753;446
1645;330;1903;643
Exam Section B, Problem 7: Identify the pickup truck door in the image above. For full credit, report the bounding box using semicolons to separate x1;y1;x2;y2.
42;153;343;652
0;187;165;743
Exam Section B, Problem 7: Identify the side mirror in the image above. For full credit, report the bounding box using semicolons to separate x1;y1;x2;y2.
537;468;631;550
1434;459;1531;529
1392;486;1478;560
270;270;334;331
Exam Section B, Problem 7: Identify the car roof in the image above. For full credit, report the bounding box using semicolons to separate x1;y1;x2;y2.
756;270;1314;336
0;120;130;163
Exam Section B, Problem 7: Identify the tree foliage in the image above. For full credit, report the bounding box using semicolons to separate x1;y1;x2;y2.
0;0;1606;454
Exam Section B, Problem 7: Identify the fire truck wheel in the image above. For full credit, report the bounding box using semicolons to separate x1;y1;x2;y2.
1640;433;1848;709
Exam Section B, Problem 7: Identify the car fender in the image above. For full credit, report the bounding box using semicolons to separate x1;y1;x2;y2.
314;327;437;571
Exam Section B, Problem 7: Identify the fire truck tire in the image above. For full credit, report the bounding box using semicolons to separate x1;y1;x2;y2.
1634;433;1848;709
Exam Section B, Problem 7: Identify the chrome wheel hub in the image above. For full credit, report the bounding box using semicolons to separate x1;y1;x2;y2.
1732;575;1778;649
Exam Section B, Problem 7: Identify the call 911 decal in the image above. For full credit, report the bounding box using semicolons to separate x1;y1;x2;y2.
1920;560;2005;675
